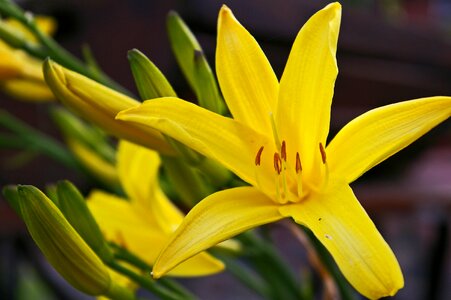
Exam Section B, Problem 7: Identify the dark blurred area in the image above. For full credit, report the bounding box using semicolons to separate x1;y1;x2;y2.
1;0;450;299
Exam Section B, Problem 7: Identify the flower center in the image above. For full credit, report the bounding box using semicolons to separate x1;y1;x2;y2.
254;141;329;204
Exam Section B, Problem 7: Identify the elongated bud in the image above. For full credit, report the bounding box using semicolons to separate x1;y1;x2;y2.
17;185;111;295
43;59;175;155
167;11;226;114
127;49;176;99
56;180;113;262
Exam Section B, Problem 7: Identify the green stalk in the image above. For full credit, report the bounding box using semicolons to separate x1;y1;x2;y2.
107;261;194;300
211;250;270;298
0;110;80;170
109;243;197;300
239;231;305;300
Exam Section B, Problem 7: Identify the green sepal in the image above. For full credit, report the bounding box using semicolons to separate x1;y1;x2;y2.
127;49;177;99
167;11;226;114
56;180;113;262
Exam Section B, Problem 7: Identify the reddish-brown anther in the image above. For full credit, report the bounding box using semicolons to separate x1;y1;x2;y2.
296;152;302;173
273;152;282;174
281;141;287;161
319;143;327;164
255;146;264;166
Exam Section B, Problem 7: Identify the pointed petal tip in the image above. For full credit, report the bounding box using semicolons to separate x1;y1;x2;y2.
219;5;234;22
325;2;342;11
43;58;66;87
150;270;160;280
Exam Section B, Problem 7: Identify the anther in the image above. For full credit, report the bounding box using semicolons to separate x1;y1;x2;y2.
273;152;282;175
255;146;264;166
319;142;327;164
295;152;302;173
281;141;287;161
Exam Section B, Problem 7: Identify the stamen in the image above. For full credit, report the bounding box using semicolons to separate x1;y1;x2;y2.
269;112;281;149
295;152;302;173
296;152;303;198
281;141;287;162
319;143;329;189
273;152;282;175
255;146;264;166
319;142;327;164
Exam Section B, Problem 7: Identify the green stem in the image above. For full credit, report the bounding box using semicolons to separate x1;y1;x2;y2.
0;110;80;170
239;231;305;300
161;155;212;207
107;261;188;300
110;243;197;300
211;250;270;298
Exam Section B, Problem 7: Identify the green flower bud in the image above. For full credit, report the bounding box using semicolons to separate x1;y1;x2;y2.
167;11;226;114
17;185;111;295
56;180;113;262
127;49;176;99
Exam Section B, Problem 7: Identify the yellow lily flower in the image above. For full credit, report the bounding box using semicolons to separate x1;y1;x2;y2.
87;139;224;277
0;17;55;101
43;60;175;155
117;3;451;299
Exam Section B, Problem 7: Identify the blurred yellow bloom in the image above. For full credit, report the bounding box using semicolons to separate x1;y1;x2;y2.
0;17;55;101
117;3;451;299
87;140;224;277
66;138;119;186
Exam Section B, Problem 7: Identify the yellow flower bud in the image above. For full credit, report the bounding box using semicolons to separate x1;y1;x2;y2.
43;59;175;155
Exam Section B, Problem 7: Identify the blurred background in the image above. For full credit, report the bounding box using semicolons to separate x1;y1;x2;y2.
1;0;450;299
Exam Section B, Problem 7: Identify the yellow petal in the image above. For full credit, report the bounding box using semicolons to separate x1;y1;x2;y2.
1;79;54;102
117;98;279;197
216;6;278;134
87;190;163;259
328;96;451;183
34;16;57;36
43;60;175;155
277;2;341;181
87;190;157;236
117;140;184;233
152;187;284;278
6;16;56;42
0;49;22;79
279;181;403;299
87;190;224;277
168;252;224;277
